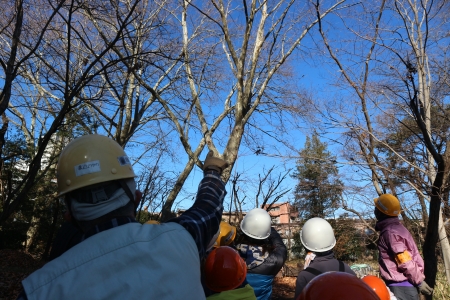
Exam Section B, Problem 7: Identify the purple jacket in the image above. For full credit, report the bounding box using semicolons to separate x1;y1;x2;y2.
375;217;425;286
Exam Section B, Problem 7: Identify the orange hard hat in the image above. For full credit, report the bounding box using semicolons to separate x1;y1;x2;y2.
374;194;401;216
203;246;247;292
362;275;390;300
297;272;379;300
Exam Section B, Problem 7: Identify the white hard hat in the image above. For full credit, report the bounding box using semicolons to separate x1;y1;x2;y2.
240;208;272;239
300;217;336;252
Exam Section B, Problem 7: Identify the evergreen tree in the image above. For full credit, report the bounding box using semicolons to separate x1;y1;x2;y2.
292;133;343;219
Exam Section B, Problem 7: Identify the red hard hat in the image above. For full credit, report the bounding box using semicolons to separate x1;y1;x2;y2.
362;275;391;300
297;272;379;300
203;246;247;292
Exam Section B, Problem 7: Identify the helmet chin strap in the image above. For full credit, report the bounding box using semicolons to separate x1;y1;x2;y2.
118;179;135;204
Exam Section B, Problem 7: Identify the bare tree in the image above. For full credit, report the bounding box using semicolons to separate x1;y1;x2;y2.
229;172;246;225
228;166;291;225
0;0;64;166
79;0;181;147
258;167;292;210
389;0;450;291
311;0;450;290
148;0;347;220
0;0;144;224
135;150;177;222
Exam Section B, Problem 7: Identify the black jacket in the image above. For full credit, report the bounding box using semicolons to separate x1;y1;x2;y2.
246;227;288;276
294;251;356;299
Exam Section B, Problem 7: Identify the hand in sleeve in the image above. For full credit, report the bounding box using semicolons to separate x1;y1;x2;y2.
394;250;425;285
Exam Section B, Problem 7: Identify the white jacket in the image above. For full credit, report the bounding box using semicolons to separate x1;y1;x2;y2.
22;222;205;300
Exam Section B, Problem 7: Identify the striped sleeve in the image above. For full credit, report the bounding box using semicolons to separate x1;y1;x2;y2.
167;170;226;259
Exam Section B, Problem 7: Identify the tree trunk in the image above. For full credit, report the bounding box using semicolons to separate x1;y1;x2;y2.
25;209;40;252
42;199;60;261
422;164;444;299
439;209;450;285
160;158;197;222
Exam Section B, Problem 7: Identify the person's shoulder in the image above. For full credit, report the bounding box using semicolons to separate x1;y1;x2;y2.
141;221;191;236
385;219;409;234
378;218;401;232
298;263;320;279
307;255;336;270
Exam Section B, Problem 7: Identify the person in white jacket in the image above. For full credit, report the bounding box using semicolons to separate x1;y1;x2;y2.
17;134;228;300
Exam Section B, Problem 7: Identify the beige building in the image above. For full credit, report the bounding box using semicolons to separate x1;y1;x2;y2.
263;202;299;224
209;202;299;227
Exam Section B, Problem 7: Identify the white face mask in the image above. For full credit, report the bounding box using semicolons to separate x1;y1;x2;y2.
69;179;136;221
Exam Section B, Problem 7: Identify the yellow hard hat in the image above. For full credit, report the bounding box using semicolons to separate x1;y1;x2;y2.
374;194;401;216
214;221;237;247
57;134;135;196
145;220;160;225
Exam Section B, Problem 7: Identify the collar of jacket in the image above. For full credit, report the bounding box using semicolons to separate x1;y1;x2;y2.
375;216;399;232
310;251;335;263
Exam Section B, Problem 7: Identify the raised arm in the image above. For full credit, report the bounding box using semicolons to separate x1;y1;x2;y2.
168;152;228;259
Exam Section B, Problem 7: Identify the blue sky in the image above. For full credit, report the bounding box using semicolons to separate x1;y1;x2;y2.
4;0;434;221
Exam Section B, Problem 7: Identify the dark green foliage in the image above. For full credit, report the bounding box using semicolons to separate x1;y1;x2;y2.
329;219;364;261
2;171;61;254
292;133;343;219
291;228;305;258
0;131;62;256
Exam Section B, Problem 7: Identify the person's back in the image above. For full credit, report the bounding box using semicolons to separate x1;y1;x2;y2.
18;135;229;300
377;218;424;284
294;218;356;299
23;222;203;299
235;208;287;300
373;194;432;300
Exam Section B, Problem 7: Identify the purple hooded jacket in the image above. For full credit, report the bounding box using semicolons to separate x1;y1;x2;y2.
375;217;425;286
